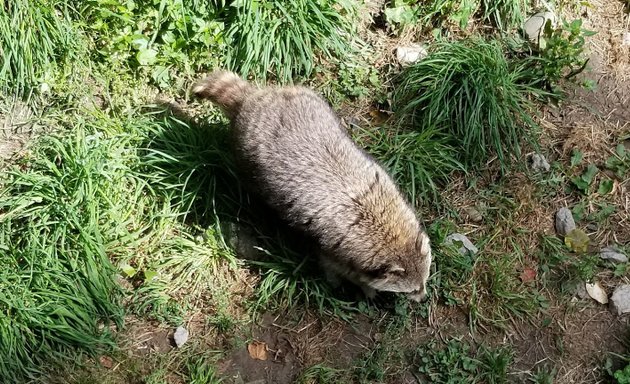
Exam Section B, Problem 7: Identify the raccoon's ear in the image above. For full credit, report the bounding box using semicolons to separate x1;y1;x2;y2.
416;233;431;256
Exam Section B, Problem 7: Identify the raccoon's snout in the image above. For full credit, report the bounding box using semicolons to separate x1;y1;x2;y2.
407;288;428;302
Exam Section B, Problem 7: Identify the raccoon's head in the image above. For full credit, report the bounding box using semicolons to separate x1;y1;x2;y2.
362;232;432;302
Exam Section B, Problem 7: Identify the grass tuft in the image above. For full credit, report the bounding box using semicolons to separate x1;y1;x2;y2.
0;0;82;96
223;0;356;83
394;38;540;170
0;109;241;380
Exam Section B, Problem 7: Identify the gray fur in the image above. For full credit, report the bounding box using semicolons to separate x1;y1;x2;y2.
192;70;432;301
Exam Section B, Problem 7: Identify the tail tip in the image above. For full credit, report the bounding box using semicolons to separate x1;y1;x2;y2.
191;70;242;98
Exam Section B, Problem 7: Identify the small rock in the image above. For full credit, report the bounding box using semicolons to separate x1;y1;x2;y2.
396;44;428;65
462;206;483;223
585;282;608;304
173;326;189;348
610;285;630;315
600;247;628;264
555;208;576;237
575;282;589;299
523;11;556;43
444;233;478;255
622;32;630;47
529;153;551;172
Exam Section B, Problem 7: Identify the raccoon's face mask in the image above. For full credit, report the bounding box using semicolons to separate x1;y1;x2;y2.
362;232;432;302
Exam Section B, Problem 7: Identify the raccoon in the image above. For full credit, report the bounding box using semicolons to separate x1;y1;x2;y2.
192;70;432;301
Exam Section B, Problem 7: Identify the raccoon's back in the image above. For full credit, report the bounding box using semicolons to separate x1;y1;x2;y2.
233;88;388;227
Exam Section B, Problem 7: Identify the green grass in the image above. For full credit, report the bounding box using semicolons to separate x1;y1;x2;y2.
0;109;240;381
0;121;127;381
480;0;527;30
394;38;542;170
296;364;346;384
0;0;82;96
72;0;358;86
223;0;357;83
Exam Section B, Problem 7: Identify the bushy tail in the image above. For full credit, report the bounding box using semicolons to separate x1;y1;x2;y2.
192;70;252;118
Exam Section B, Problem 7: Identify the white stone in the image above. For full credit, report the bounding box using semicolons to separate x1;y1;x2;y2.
622;32;630;47
530;153;551;172
524;11;556;43
610;285;630;315
600;247;628;264
396;44;428;65
555;207;576;237
174;326;189;348
585;282;608;304
444;233;478;255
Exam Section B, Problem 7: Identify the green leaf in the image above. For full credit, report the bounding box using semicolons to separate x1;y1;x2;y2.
582;164;599;184
131;36;148;50
384;6;415;25
144;269;158;281
120;263;136;278
616;143;627;157
570;149;583;166
564;228;589;253
571;176;589;192
597;179;613;195
137;48;158;66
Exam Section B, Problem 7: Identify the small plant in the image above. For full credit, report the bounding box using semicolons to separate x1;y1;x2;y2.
528;366;556;383
384;0;419;32
413;339;513;383
605;143;630;179
417;0;479;31
187;358;223;384
537;236;599;293
571;164;599;194
394;38;539;170
480;0;527;30
615;363;630;384
518;18;596;93
74;0;226;88
354;342;401;383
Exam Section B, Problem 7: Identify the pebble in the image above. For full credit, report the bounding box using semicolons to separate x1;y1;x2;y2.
575;282;589;300
523;11;556;43
529;153;551;172
444;233;478;255
555;208;576;237
174;326;189;348
610;285;630;316
600;247;628;264
463;206;483;223
623;32;630;47
396;44;428;65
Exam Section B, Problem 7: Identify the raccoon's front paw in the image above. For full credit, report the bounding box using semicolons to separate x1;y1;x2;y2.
324;269;342;288
360;285;377;300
